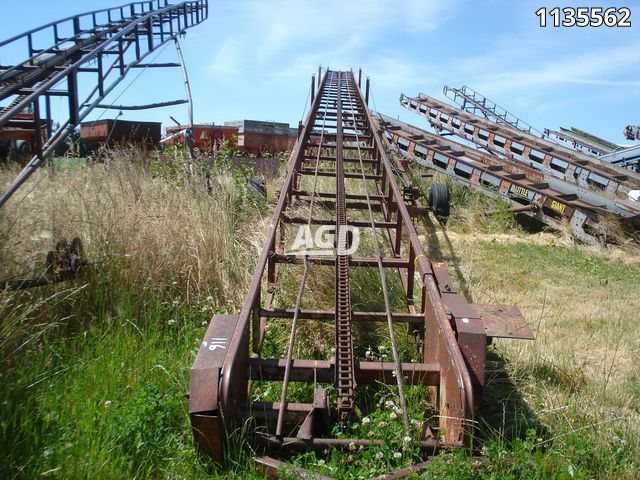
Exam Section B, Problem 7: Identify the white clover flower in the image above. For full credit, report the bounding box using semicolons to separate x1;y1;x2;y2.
389;411;397;420
317;459;325;466
403;435;411;444
365;349;372;358
104;400;112;407
362;416;371;425
375;452;384;460
393;452;402;459
168;319;176;325
378;345;386;351
385;400;395;409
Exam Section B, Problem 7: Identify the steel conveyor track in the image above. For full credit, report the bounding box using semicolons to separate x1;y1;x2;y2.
189;68;534;476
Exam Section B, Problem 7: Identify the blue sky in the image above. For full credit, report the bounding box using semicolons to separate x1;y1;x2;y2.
1;0;639;144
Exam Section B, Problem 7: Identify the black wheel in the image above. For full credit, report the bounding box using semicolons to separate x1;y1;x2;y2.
429;183;450;222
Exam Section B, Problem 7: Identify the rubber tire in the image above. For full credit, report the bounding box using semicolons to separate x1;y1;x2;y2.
429;183;450;222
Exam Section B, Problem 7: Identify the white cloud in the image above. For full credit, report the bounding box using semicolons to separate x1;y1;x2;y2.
212;0;457;65
468;42;640;94
194;0;639;141
269;36;365;80
208;38;244;75
363;55;440;90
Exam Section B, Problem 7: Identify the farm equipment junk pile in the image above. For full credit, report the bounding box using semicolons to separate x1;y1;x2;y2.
189;69;535;478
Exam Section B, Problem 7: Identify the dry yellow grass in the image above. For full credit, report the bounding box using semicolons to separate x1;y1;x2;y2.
423;222;640;471
0;154;268;307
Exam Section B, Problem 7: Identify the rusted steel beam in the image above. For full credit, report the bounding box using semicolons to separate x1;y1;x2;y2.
256;435;441;452
294;199;391;212
292;189;387;201
355;75;477;444
215;69;332;432
272;254;410;268
249;358;440;386
282;215;396;229
259;308;423;323
299;168;383;180
430;263;486;402
303;155;378;164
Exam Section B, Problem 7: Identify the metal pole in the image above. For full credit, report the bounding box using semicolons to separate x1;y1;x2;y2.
365;77;370;106
311;74;315;104
174;37;195;162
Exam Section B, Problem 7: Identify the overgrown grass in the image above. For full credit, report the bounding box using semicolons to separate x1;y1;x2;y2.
0;150;271;478
413;183;640;479
1;151;638;479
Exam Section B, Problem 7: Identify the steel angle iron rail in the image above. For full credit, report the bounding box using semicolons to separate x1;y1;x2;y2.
377;114;606;245
0;0;208;208
189;69;533;472
399;93;640;209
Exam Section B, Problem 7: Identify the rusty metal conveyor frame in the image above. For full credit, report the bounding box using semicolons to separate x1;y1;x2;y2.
189;69;532;475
